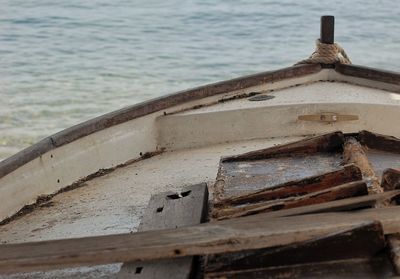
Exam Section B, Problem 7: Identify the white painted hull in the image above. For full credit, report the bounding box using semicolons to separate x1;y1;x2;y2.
0;64;400;277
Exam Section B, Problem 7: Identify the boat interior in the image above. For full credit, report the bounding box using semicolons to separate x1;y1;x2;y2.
1;63;400;278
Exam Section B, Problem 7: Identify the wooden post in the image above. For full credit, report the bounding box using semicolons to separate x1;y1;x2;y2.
320;15;335;44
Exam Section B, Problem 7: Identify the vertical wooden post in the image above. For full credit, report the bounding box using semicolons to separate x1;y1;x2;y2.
320;15;335;44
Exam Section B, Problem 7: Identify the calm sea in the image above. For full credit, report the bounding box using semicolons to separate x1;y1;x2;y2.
1;0;399;161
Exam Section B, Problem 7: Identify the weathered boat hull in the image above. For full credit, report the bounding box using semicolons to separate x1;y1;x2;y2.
1;63;400;278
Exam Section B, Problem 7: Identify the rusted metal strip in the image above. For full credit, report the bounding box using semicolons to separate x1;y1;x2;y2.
298;112;358;123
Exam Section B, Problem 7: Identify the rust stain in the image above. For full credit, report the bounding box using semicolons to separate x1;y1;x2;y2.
0;149;165;226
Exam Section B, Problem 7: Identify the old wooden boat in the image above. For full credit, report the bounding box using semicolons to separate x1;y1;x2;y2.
1;16;400;278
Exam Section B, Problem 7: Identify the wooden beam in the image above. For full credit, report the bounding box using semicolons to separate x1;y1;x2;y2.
117;183;208;279
205;257;394;279
213;180;368;220
214;164;362;208
222;131;344;162
335;64;400;86
2;207;400;274
205;221;384;273
359;130;400;154
262;190;400;218
343;137;383;194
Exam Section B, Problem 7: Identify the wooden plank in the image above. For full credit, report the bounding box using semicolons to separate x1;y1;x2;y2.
3;207;400;273
205;256;395;279
261;190;400;218
359;130;400;154
335;63;400;86
214;164;362;208
222;131;344;162
382;169;400;191
205;221;385;273
215;152;343;202
343;137;383;194
117;183;209;279
213;180;368;220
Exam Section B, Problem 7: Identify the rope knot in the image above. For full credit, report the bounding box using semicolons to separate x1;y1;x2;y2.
296;39;351;65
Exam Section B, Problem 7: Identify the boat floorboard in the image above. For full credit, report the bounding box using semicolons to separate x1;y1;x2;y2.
0;137;303;278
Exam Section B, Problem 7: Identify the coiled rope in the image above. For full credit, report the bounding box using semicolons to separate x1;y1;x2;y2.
296;39;351;65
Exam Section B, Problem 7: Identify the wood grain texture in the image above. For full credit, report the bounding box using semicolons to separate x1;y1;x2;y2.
213;180;368;220
2;207;400;273
214;164;362;208
118;183;209;279
359;130;400;154
0;64;321;180
343;137;383;194
345;133;400;273
261;190;400;218
335;63;400;86
222;131;344;162
205;221;385;273
205;256;395;279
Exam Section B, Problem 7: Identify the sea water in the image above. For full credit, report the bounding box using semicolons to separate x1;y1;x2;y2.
1;0;399;160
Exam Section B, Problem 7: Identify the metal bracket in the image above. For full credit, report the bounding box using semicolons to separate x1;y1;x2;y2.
298;112;359;123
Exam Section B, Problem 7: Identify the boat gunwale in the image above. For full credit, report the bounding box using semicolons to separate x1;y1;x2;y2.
0;64;321;179
1;63;400;180
336;64;400;85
